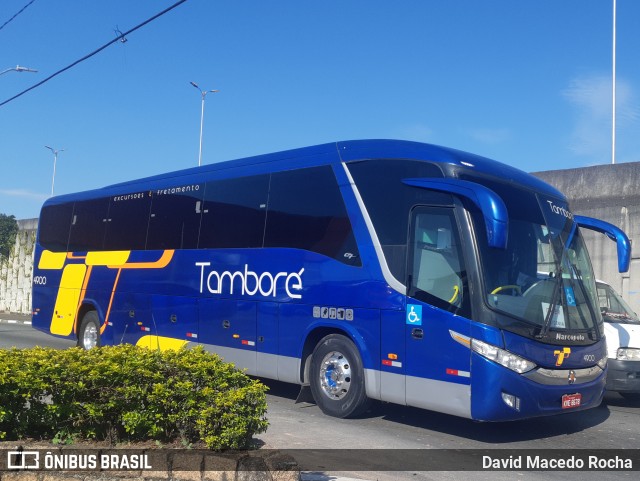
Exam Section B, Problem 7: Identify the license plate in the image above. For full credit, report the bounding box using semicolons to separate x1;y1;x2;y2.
562;393;582;409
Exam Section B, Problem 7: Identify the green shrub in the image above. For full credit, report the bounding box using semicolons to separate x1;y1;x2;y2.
0;345;268;449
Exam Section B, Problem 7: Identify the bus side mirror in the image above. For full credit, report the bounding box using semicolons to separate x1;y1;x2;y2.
403;178;508;250
575;215;631;273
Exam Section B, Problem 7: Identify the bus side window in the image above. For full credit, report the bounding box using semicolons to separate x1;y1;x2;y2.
147;187;204;250
264;166;361;265
39;203;74;252
199;174;270;249
409;208;467;313
104;193;151;251
68;198;110;252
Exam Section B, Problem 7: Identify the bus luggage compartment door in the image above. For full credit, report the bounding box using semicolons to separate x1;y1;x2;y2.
198;298;257;374
139;295;198;350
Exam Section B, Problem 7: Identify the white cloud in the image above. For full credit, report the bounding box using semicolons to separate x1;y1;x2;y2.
564;75;612;117
563;74;639;159
469;128;511;145
0;189;48;202
393;123;435;143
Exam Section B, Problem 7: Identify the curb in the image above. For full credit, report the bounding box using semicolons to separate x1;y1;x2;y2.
0;319;32;326
0;313;32;326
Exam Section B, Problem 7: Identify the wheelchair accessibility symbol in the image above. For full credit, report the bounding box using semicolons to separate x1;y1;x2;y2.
564;287;576;306
406;304;422;326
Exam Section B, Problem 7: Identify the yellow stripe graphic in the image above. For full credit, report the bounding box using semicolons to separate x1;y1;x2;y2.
38;251;67;270
136;335;188;351
50;264;87;336
86;251;131;266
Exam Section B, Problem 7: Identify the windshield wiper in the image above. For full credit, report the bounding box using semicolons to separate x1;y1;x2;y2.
567;262;601;340
536;268;563;339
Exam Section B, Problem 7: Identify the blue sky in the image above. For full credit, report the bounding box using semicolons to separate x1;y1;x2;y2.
1;0;639;220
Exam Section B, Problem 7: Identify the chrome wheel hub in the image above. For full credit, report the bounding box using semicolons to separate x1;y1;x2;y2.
82;324;98;350
319;350;352;400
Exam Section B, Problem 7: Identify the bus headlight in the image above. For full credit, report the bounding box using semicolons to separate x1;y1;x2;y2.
617;348;640;361
471;339;536;374
597;354;607;369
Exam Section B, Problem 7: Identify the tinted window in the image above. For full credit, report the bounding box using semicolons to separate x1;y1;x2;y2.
348;158;448;280
68;198;109;252
39;203;74;252
199;175;270;248
409;206;469;316
147;184;204;250
459;174;545;225
264;166;360;265
104;192;151;251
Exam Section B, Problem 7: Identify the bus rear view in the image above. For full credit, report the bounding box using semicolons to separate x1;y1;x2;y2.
31;140;630;421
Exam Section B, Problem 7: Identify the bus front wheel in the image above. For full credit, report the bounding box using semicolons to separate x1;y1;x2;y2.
310;334;369;418
77;311;101;350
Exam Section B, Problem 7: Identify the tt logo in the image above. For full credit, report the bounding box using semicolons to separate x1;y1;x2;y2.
554;347;571;367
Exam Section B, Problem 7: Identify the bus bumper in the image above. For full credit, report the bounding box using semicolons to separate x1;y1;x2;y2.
470;355;606;421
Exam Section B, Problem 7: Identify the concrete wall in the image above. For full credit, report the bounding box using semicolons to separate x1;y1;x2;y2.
0;218;37;314
533;162;640;314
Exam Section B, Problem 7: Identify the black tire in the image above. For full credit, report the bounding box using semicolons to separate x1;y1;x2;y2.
309;334;370;418
77;311;101;349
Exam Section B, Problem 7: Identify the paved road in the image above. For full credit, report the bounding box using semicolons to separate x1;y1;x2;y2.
0;314;75;349
2;318;640;480
256;377;640;481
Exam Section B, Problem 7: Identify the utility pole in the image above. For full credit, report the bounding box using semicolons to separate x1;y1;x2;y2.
612;0;617;164
45;146;65;196
190;81;219;167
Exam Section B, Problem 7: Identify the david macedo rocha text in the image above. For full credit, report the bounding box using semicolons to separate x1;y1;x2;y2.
483;454;633;470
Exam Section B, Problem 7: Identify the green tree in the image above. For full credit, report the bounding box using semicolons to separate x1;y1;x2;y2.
0;213;18;259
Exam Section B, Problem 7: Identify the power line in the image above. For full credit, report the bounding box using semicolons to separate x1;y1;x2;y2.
0;0;37;33
0;0;189;108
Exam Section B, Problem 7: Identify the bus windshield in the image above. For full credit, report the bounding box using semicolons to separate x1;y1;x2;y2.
478;194;601;341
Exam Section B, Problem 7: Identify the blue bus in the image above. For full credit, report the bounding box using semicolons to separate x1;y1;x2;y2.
32;140;631;421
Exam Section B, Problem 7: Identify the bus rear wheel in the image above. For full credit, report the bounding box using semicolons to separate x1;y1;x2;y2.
310;334;369;418
77;311;101;350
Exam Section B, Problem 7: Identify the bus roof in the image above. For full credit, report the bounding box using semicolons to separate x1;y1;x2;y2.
42;139;564;206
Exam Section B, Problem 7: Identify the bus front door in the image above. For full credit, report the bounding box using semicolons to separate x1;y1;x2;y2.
404;206;472;418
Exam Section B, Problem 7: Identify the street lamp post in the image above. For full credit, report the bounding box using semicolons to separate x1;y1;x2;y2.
190;81;219;167
0;65;38;76
611;0;617;165
45;146;64;197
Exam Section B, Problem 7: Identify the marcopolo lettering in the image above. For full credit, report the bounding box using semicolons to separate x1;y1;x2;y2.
196;262;304;299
